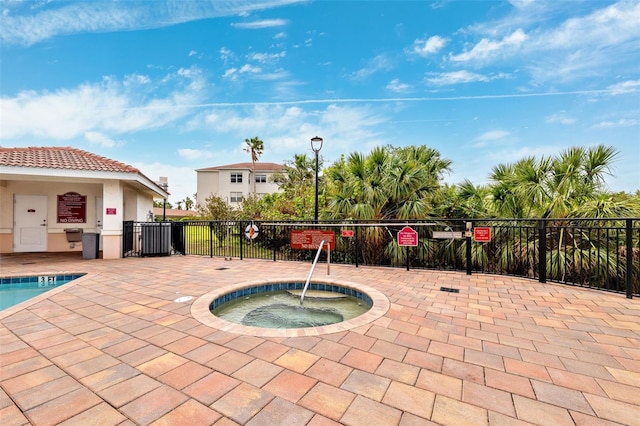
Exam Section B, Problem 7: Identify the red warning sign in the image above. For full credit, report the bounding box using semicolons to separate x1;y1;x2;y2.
290;230;336;250
397;226;418;247
473;227;491;242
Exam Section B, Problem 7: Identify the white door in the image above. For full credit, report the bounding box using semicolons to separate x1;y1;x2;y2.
14;195;48;252
96;196;103;250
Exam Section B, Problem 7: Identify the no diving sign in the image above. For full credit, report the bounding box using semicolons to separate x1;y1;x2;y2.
397;226;418;247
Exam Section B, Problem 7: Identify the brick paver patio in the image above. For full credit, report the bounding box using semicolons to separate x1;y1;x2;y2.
1;253;639;425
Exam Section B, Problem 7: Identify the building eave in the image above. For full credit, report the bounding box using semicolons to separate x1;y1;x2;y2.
0;166;169;198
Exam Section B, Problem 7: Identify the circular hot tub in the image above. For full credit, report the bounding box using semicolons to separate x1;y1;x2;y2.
191;278;390;337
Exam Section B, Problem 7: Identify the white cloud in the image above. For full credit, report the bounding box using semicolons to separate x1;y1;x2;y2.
248;51;286;63
177;148;215;161
607;79;640;95
351;54;394;80
132;161;197;204
425;70;509;86
592;118;639;129
0;67;206;139
473;130;513;147
477;130;511;141
448;2;640;84
546;113;576;125
0;1;301;46
123;74;151;86
239;64;261;74
411;35;447;56
192;103;387;160
386;79;410;93
508;0;536;7
537;2;640;50
232;19;288;29
450;29;527;63
84;131;123;148
485;145;565;164
219;47;235;63
222;68;237;79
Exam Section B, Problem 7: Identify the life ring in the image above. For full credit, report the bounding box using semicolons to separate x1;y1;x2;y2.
244;224;259;240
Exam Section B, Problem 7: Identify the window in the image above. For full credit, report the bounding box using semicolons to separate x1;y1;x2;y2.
230;173;243;183
255;174;267;183
230;192;243;203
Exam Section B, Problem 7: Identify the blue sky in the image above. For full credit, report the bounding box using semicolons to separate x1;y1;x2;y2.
1;0;639;205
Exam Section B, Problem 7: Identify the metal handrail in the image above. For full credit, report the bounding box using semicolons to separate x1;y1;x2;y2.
300;240;330;305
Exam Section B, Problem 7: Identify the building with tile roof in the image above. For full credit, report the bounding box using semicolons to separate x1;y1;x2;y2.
0;146;168;259
196;162;284;207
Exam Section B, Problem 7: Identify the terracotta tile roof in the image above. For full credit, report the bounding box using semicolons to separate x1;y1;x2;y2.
196;162;283;172
0;146;140;173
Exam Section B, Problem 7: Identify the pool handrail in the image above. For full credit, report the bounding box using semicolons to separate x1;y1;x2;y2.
300;240;330;305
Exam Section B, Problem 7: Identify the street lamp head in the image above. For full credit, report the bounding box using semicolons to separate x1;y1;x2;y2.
310;136;323;153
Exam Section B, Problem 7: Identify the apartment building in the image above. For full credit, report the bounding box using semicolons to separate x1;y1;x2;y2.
195;162;284;207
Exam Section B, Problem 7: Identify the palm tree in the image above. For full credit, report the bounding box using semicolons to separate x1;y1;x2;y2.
243;137;264;195
325;145;451;264
482;145;630;287
271;153;316;215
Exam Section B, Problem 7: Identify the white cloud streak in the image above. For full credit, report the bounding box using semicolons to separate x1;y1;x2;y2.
84;131;123;148
0;0;301;46
1;67;206;139
351;54;394;80
592;118;639;129
232;19;288;29
546;113;576;125
607;80;640;95
425;70;509;86
450;29;527;63
177;148;216;161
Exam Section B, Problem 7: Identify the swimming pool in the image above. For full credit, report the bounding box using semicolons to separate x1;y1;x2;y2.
0;274;85;311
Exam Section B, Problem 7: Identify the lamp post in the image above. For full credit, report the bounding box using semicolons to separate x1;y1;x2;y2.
159;183;169;221
310;136;323;222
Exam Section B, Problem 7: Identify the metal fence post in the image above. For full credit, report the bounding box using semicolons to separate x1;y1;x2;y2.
272;223;277;262
355;226;359;268
538;220;547;283
239;221;244;260
466;236;472;275
626;219;633;299
209;222;213;258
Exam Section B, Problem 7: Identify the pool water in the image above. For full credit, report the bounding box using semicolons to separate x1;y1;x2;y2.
0;274;84;310
212;289;371;328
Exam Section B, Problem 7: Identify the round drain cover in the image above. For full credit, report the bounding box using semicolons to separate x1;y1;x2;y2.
174;296;193;303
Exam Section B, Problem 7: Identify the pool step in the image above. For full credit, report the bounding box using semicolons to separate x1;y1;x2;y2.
287;290;347;299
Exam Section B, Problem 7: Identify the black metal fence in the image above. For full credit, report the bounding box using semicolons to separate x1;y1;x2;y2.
123;218;640;298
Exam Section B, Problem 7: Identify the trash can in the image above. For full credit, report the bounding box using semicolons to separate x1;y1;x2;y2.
82;232;99;259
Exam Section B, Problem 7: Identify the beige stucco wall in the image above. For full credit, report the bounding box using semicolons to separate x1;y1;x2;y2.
0;182;13;253
196;170;220;206
254;173;281;196
218;169;251;206
197;168;281;207
0;180;103;254
0;179;155;259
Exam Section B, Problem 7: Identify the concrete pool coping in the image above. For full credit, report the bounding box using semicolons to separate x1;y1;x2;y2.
191;277;390;338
